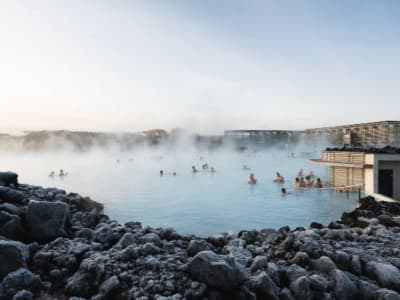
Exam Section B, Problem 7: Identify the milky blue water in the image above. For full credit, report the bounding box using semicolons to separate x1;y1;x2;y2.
0;146;359;236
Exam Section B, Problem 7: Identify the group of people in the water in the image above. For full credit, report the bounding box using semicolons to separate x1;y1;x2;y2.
192;164;215;173
160;170;176;176
247;168;324;196
49;169;68;178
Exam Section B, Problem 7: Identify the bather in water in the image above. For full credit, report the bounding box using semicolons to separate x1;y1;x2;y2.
305;176;313;187
273;172;284;183
293;177;300;189
49;171;55;177
281;187;291;196
299;177;306;188
192;166;198;173
314;178;323;188
248;174;257;184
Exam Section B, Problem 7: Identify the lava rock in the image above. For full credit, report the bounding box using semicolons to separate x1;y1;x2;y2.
187;240;212;257
0;187;24;204
186;251;248;290
0;211;25;241
26;200;70;243
251;271;279;300
0;240;29;280
365;261;400;292
0;172;18;188
0;268;41;299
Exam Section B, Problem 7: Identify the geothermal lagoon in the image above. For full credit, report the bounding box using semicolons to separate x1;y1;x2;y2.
0;146;359;236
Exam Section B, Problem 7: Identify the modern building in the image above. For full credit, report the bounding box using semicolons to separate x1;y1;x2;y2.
310;147;400;201
305;121;400;147
224;130;303;145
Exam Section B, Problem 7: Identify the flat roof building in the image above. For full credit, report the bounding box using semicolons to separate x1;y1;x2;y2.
310;146;400;201
224;130;303;145
305;121;400;147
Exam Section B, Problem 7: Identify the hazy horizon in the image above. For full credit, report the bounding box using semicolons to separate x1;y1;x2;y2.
1;1;400;134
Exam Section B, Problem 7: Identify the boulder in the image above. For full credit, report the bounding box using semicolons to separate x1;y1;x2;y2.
0;268;41;299
26;200;70;243
0;211;25;241
251;271;279;300
99;275;120;297
0;172;18;188
187;240;212;257
358;279;379;300
74;197;103;213
186;251;248;290
114;232;135;249
290;252;310;268
0;240;29;280
12;289;34;300
0;203;23;216
311;256;337;275
249;256;268;273
286;264;308;283
372;288;400;300
365;261;400;292
0;187;24;204
141;232;161;246
222;245;252;266
290;276;311;300
332;270;358;300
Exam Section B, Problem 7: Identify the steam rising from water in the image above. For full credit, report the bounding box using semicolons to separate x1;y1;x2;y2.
0;134;357;236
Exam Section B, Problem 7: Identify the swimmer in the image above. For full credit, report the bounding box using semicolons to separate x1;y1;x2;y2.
210;167;215;173
298;168;303;177
160;170;164;176
308;171;314;178
248;173;257;184
243;165;251;170
192;166;198;173
293;177;300;189
305;175;313;187
273;172;285;183
281;188;291;196
314;178;323;188
173;172;177;176
299;177;306;188
49;171;55;177
202;163;209;170
59;169;65;177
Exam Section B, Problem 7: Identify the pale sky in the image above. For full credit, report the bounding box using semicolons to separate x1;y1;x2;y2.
1;1;400;134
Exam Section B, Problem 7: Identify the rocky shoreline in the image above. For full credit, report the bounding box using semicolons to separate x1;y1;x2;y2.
1;173;400;300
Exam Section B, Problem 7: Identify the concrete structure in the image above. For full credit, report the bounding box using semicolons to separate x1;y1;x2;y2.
305;121;400;147
224;130;303;145
310;148;400;201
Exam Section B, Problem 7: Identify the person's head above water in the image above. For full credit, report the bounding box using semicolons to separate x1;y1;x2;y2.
160;170;163;176
281;188;286;194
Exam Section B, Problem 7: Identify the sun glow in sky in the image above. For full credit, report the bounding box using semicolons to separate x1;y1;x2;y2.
1;1;400;133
